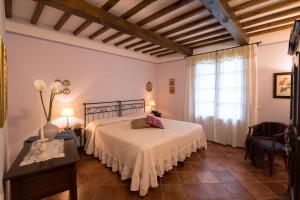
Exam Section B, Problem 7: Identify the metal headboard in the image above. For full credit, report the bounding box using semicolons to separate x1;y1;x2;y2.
83;99;145;128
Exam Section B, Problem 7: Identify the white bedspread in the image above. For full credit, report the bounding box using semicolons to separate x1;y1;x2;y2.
85;114;207;196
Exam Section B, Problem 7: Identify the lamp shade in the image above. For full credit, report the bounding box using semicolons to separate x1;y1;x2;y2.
61;108;74;117
149;100;156;107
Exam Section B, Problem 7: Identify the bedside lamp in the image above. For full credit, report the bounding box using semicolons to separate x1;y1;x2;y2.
61;108;74;129
149;100;156;112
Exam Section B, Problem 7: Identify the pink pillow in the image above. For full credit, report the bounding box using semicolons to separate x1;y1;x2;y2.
146;115;164;129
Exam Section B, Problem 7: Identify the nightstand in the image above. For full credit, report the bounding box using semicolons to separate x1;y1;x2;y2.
152;111;161;117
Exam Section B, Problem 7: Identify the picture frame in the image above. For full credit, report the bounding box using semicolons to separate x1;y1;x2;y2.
169;78;175;87
169;87;175;94
273;72;292;98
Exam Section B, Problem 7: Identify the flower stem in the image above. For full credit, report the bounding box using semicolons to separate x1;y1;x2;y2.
47;93;55;121
39;91;48;120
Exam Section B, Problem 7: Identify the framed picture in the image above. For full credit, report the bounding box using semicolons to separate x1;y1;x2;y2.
273;72;292;98
169;78;175;87
169;87;175;94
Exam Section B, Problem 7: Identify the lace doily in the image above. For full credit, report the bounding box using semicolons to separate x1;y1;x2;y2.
20;139;65;166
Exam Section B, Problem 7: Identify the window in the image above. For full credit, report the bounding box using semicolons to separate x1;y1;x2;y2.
195;56;246;122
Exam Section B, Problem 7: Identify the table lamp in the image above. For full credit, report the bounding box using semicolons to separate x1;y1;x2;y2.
149;100;156;112
61;108;74;129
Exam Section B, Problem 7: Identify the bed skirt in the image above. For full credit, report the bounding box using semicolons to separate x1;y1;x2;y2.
90;139;205;196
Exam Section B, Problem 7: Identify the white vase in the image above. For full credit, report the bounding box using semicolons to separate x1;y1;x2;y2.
41;121;59;140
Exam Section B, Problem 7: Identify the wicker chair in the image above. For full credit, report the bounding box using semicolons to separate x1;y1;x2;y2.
245;122;288;176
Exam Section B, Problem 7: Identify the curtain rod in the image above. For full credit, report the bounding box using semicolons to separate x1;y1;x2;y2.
185;42;262;58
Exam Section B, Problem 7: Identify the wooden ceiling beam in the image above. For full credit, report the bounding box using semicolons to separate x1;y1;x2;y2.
101;0;193;43
73;0;120;35
245;15;300;33
134;43;156;51
54;12;71;30
34;0;193;55
89;0;156;40
123;16;217;50
237;0;298;20
4;0;12;18
150;49;170;56
191;38;234;49
246;24;293;37
114;6;208;46
241;6;300;28
156;51;176;57
31;3;45;24
200;0;249;45
142;46;164;54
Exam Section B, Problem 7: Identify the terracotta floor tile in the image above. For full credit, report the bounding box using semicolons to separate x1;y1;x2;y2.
208;163;226;171
241;181;276;198
162;184;187;200
197;171;220;183
213;171;238;183
182;184;210;200
179;172;201;184
160;172;181;184
203;183;233;199
231;171;259;182
223;182;254;199
263;182;288;197
176;161;194;172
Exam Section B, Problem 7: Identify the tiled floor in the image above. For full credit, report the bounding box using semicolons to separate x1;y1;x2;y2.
46;142;289;200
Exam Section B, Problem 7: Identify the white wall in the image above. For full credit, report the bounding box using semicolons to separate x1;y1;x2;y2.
157;30;293;125
0;0;7;200
6;33;158;163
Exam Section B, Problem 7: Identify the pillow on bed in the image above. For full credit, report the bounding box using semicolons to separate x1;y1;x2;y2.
131;118;151;129
146;115;164;129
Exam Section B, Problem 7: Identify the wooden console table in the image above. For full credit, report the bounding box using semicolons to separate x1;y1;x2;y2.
4;139;80;200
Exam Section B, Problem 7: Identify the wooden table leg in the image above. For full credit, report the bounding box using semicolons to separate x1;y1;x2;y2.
70;167;78;200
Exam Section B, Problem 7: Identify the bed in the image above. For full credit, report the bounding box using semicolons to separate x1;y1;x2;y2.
83;99;207;196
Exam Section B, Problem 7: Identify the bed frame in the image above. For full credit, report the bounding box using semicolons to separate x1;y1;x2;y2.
83;99;145;128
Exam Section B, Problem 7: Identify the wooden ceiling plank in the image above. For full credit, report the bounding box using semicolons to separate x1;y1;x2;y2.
231;0;269;12
156;51;177;57
191;38;234;49
185;34;232;47
124;15;217;50
4;0;12;18
34;0;193;55
177;28;227;44
246;24;294;37
241;6;300;28
115;6;208;46
73;0;120;35
200;0;249;45
31;3;45;24
54;12;71;30
142;47;164;54
169;23;222;41
90;0;156;40
102;0;193;43
125;40;146;49
244;15;300;33
237;0;298;20
103;32;123;43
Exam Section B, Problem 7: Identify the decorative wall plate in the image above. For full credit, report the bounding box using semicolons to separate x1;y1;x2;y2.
146;81;152;92
63;80;70;86
63;88;70;95
54;80;63;94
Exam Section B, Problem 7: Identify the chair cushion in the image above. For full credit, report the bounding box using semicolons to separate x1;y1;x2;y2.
256;139;284;152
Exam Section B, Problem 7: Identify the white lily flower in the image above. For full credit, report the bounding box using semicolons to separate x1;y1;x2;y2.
33;80;46;92
50;82;62;94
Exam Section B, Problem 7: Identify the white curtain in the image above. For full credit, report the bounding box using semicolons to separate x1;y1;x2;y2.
184;45;257;147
